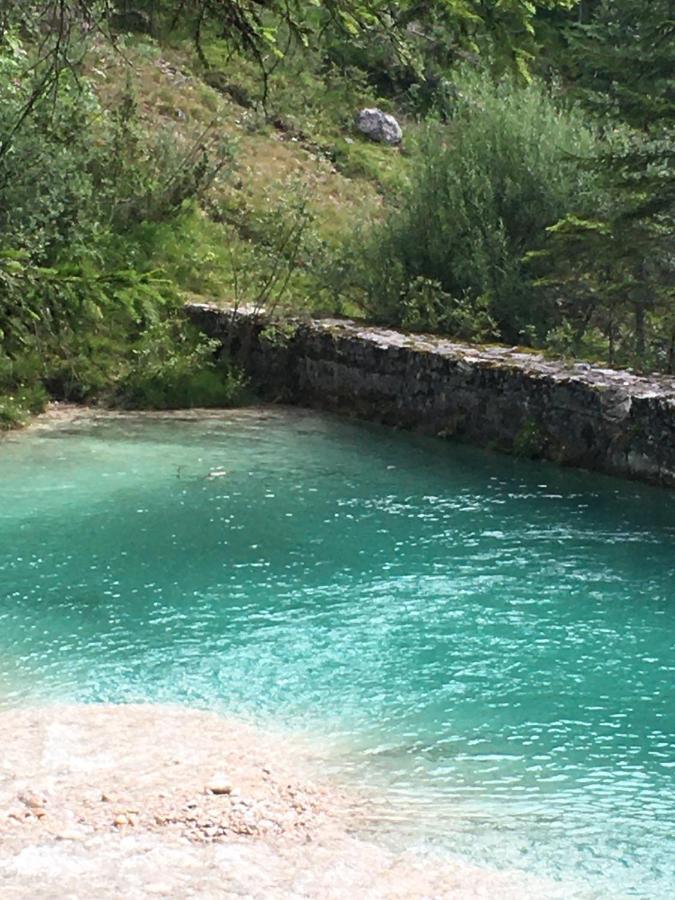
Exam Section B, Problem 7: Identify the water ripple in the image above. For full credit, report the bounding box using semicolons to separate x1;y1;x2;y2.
0;409;673;898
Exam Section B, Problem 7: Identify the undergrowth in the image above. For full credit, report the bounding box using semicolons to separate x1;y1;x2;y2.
2;0;669;429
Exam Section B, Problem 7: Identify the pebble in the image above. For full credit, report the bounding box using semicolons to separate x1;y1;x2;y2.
206;776;233;795
56;830;84;841
113;814;128;827
20;793;46;809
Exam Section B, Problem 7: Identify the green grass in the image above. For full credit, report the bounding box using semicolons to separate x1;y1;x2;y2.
86;30;413;317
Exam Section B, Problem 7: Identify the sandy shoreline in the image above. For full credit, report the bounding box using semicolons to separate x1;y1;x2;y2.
0;703;581;899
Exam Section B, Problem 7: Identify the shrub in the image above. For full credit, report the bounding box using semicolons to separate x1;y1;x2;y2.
0;26;243;421
350;69;600;343
113;319;247;410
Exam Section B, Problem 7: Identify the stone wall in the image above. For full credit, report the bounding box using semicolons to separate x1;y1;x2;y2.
186;303;675;488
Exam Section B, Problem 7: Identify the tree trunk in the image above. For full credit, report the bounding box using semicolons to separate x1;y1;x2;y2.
634;302;645;360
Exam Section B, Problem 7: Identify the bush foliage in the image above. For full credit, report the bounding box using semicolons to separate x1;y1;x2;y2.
344;71;600;343
0;0;672;425
0;27;245;426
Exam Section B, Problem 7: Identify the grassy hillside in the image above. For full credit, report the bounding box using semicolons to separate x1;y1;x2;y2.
0;16;412;427
85;29;410;314
0;2;672;427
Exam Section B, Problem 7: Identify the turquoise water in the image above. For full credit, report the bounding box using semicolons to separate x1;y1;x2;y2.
0;408;673;897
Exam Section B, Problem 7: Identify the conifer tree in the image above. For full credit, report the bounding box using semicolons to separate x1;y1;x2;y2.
543;0;674;369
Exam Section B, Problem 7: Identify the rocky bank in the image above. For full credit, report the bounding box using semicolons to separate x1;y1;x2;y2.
186;304;675;488
0;704;579;899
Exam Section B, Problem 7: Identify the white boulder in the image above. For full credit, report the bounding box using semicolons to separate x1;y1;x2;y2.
356;108;402;145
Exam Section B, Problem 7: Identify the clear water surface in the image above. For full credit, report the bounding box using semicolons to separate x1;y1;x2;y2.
0;408;673;897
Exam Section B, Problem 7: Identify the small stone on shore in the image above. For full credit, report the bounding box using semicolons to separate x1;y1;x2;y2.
56;830;84;841
20;793;46;810
206;776;233;795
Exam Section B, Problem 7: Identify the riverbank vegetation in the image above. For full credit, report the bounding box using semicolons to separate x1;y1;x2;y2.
0;1;672;427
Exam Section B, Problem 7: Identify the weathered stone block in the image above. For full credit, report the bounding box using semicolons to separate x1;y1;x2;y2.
185;304;675;488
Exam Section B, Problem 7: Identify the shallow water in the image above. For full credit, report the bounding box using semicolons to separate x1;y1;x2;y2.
1;408;673;897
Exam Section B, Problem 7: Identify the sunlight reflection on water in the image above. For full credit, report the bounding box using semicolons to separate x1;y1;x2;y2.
0;408;673;898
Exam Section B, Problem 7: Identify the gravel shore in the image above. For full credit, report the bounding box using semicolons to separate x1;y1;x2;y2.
0;704;578;899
